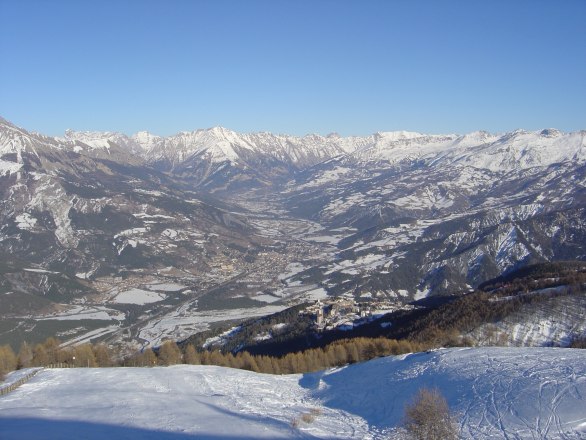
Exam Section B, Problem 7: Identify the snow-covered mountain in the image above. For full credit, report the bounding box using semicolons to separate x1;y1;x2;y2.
1;347;585;439
1;116;585;349
0;117;271;336
280;128;586;299
58;122;586;201
63;124;586;178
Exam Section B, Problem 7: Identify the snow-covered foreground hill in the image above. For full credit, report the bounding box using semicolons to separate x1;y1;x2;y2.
1;347;585;439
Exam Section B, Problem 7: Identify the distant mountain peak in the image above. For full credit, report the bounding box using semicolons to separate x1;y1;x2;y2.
131;130;161;144
540;128;562;138
1;116;584;173
375;130;425;141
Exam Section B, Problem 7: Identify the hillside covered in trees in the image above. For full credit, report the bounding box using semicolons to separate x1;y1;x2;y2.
179;261;586;358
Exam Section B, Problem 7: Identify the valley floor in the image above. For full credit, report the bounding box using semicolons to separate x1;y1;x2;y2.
1;347;585;439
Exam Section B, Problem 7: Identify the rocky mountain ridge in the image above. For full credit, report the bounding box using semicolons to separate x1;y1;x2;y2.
62;123;586;172
0;116;584;350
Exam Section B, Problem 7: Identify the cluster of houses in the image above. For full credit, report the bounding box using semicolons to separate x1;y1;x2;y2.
209;248;298;283
301;296;411;331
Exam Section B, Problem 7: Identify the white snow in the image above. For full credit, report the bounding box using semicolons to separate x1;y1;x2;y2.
26;176;78;248
119;124;586;175
133;213;175;220
58;325;121;347
304;287;329;301
469;294;586;348
35;305;125;321
112;289;167;305
75;271;94;280
0;368;43;392
136;304;286;347
114;228;147;239
161;229;178;239
23;268;59;274
306;235;344;245
0;347;585;439
251;293;281;303
145;283;186;292
0;158;22;176
278;262;307;281
413;288;430;301
254;332;272;341
15;213;37;230
202;326;242;349
133;189;163;197
324;253;388;277
297;166;352;189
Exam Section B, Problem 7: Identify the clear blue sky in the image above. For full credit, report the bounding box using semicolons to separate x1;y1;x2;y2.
1;0;585;137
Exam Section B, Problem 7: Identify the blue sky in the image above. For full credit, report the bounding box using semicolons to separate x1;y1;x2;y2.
1;0;585;137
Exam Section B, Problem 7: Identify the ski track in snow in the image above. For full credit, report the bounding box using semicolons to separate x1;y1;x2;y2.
1;347;585;439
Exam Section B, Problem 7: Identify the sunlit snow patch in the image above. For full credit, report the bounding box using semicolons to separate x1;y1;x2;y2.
15;213;37;230
113;288;167;305
36;305;125;321
0;159;22;176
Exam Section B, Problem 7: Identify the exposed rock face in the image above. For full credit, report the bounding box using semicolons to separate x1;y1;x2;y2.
1;116;584;347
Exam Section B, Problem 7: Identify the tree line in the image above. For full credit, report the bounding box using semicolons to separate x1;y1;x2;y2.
0;338;459;439
0;338;114;379
1;336;425;379
2;273;584;380
164;337;423;374
396;281;586;348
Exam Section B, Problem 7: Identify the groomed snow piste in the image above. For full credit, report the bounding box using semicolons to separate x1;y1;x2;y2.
1;347;585;439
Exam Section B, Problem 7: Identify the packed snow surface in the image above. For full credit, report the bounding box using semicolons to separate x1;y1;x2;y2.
1;347;585;439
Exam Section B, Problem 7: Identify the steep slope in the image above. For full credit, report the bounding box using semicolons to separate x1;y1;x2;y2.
282;129;586;300
69;127;365;190
0;119;259;283
0;119;297;350
180;262;586;357
1;116;585;349
128;126;586;302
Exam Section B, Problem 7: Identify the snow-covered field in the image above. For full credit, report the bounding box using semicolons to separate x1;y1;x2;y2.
113;288;167;305
34;305;125;321
136;304;286;348
1;347;585;439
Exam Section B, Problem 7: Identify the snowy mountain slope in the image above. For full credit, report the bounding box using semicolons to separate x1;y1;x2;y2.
1;347;585;439
280;129;586;299
0;120;256;266
185;263;586;357
1;116;585;349
314;347;586;439
68;124;585;190
466;293;586;347
0;118;305;350
62;129;146;157
0;117;53;154
129;126;586;173
135;127;361;168
0;118;136;163
66;126;365;188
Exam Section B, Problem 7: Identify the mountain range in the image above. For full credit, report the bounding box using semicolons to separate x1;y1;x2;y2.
0;116;584;349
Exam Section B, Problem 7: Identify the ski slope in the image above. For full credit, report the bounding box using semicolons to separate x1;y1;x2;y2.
1;347;585;439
